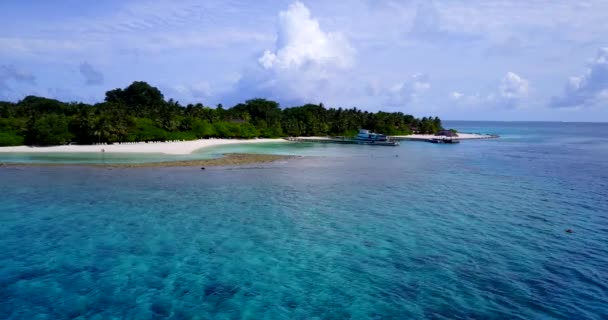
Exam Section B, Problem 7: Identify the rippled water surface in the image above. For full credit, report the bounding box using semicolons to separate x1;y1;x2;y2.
1;122;607;319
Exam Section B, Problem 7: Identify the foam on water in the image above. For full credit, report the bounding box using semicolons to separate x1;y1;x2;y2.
1;122;607;319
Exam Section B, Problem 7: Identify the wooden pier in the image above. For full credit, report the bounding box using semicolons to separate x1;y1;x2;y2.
285;137;399;146
389;134;499;142
285;133;497;146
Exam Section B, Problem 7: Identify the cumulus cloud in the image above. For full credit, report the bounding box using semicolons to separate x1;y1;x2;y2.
451;72;529;108
79;62;104;85
226;1;355;106
551;48;608;108
499;72;529;100
0;65;36;98
258;1;354;71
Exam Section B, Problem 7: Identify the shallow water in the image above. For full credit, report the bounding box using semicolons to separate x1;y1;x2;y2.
1;122;607;319
0;149;222;165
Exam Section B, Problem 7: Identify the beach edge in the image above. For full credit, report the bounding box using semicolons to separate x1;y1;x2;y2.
0;153;298;168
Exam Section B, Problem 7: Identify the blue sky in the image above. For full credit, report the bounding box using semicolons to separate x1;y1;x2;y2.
1;0;607;121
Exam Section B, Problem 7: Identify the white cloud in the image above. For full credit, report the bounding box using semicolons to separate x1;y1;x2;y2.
451;71;529;108
451;91;464;99
449;91;485;106
227;1;356;106
551;47;608;108
499;71;529;99
258;1;354;71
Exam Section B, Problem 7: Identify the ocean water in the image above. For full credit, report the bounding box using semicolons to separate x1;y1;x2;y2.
1;122;607;319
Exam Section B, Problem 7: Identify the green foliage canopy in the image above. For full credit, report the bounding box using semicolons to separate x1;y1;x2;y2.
0;81;443;146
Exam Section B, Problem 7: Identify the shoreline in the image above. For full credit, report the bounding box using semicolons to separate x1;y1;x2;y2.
0;153;296;168
0;132;497;162
0;138;288;155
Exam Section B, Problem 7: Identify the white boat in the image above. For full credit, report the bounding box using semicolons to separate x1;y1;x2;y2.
355;129;399;146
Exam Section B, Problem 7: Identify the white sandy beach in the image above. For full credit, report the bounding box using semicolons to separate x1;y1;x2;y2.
0;138;287;155
0;133;496;156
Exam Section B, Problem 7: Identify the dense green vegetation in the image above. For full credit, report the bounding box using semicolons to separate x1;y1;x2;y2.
0;81;443;146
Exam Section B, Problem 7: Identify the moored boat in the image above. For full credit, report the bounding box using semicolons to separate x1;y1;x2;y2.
355;129;399;146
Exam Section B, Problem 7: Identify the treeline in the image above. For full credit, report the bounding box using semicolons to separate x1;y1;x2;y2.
0;81;442;146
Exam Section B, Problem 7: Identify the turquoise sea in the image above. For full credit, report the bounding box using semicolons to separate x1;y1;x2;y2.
1;121;607;319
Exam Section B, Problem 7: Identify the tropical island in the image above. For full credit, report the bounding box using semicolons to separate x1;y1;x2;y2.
0;81;443;147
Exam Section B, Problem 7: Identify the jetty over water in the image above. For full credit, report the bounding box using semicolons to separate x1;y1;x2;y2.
286;132;498;146
390;133;499;142
285;137;399;146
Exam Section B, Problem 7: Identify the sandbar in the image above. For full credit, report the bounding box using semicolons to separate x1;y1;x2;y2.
0;153;295;168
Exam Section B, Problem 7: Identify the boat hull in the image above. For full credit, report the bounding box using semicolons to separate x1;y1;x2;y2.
357;140;400;146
